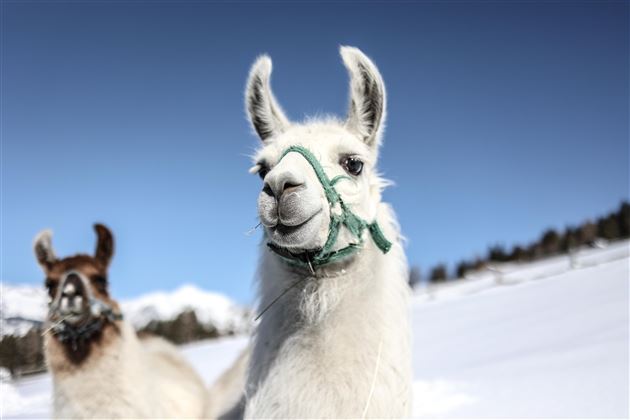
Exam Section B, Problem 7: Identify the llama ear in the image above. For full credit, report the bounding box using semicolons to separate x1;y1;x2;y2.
94;223;114;268
245;55;290;142
341;46;387;149
34;229;56;271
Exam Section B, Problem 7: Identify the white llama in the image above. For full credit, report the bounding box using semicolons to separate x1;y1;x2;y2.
34;224;207;419
243;46;412;418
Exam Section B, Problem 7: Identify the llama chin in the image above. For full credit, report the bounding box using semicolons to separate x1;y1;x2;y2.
34;224;208;419
242;46;412;418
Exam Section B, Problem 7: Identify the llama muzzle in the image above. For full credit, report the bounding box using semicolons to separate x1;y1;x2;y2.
51;272;91;324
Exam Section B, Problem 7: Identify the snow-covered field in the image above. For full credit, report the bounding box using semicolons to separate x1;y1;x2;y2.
2;241;628;418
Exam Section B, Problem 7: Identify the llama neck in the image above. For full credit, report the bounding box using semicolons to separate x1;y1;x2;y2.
46;321;144;416
247;204;412;417
45;320;128;373
255;203;407;326
254;234;406;345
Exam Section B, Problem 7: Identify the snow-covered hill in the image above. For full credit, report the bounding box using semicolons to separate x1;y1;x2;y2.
0;283;249;337
2;241;628;418
0;284;48;337
121;284;249;334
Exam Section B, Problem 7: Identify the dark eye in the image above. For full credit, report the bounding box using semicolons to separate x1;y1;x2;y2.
341;156;364;176
45;278;58;298
258;164;269;180
92;276;108;294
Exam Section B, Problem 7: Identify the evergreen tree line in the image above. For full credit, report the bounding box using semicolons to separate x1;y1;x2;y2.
408;201;630;287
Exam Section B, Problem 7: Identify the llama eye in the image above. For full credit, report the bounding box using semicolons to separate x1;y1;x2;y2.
92;276;108;293
341;156;364;176
258;165;269;180
45;278;58;298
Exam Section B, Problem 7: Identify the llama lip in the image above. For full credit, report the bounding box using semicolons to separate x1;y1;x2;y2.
52;308;88;320
278;207;322;228
267;210;324;249
274;222;306;235
272;218;312;235
62;313;87;324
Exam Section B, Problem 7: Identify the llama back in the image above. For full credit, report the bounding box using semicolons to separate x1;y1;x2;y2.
139;334;208;418
205;346;251;419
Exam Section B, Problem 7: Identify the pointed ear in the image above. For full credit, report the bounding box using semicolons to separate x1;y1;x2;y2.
341;46;387;149
34;229;56;271
94;223;114;268
245;55;290;142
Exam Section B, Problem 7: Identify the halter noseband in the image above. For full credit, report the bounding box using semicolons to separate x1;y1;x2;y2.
47;271;123;350
266;145;392;269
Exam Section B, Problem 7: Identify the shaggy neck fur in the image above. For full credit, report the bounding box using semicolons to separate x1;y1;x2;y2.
46;320;207;419
50;320;110;366
245;203;412;418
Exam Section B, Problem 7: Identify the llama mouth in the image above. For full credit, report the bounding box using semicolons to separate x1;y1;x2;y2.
271;220;312;237
273;208;322;232
59;314;87;325
51;309;89;325
267;210;324;249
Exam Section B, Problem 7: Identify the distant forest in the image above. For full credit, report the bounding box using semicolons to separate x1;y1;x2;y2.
409;201;630;286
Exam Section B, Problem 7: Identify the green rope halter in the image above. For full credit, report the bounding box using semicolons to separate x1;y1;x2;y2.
266;145;392;269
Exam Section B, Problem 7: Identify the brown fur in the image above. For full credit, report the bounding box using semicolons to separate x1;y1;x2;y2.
45;322;120;373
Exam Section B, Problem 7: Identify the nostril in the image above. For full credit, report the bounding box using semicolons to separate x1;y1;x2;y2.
282;181;304;195
265;170;306;198
262;183;274;197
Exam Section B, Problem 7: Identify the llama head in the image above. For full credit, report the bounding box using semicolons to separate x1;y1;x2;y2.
34;224;118;328
246;46;389;260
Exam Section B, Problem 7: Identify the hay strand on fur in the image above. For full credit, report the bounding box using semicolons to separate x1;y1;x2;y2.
245;222;262;236
254;276;309;321
41;314;71;336
362;339;383;418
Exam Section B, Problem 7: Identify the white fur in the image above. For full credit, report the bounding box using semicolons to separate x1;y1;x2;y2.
34;229;56;268
341;46;387;147
245;206;412;418
243;46;412;418
245;56;290;141
46;322;207;419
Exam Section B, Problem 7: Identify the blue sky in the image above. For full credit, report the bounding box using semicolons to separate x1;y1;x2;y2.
2;1;628;305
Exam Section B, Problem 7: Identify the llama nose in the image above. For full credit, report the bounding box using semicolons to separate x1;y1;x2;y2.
59;273;87;314
263;170;305;199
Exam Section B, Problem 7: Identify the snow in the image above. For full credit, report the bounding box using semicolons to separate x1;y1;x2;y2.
1;377;51;419
412;257;628;418
2;241;628;418
0;284;48;336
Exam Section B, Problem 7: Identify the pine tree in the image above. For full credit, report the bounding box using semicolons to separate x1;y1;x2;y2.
429;264;448;283
560;227;579;252
578;221;597;245
617;201;630;237
509;245;527;262
541;229;561;256
488;244;509;262
456;261;471;279
598;214;620;240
